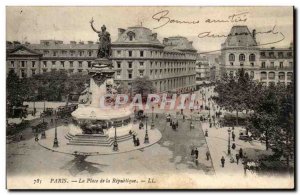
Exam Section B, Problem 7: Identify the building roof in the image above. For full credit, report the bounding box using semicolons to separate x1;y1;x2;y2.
114;26;163;47
163;36;197;52
223;26;257;48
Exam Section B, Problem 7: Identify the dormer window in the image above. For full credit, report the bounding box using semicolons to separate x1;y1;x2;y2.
127;31;135;41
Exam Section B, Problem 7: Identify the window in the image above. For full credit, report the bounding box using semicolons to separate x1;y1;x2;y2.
52;61;56;66
116;71;121;76
249;54;255;61
88;61;92;68
11;61;14;67
117;61;121;68
229;54;235;61
129;35;134;41
240;63;244;66
43;69;47;73
70;51;75;56
62;50;67;55
269;52;275;58
260;52;266;57
61;61;64;67
21;61;25;67
88;51;92;56
139;70;144;77
230;62;234;66
251;62;254;67
250;71;254;78
278;52;283;58
78;61;82;68
287;72;293;80
268;72;275;79
117;50;121;56
128;71;132;79
44;50;49;55
279;72;285;80
20;69;26;78
270;62;274;68
32;61;35;68
53;51;57;56
261;72;267;80
140;61;144;67
279;62;283;69
43;61;47;67
32;69;36;75
140;51;144;57
289;62;293;68
128;51;132;57
239;54;245;61
261;62;266;68
128;62;132;69
287;52;292;57
78;69;82;73
70;61;73;67
79;51;84;56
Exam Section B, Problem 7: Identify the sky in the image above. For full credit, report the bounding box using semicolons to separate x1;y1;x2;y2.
6;6;293;53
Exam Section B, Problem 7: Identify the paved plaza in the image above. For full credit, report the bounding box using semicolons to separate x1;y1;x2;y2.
7;112;214;178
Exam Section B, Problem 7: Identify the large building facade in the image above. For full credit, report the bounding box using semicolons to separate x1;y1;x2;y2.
195;55;210;88
6;26;197;93
220;25;293;86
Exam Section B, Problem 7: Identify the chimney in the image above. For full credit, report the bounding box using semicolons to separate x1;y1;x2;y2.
252;29;256;41
118;28;125;37
88;41;94;45
70;41;76;45
79;41;84;45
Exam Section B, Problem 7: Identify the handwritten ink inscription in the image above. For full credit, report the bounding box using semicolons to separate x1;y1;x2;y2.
152;10;248;29
151;9;286;49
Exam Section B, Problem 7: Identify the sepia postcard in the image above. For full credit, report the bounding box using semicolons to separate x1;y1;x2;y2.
6;6;295;190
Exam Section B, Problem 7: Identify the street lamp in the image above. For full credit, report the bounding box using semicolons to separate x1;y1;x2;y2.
41;116;46;139
144;116;149;144
227;128;231;155
113;126;119;151
151;105;155;129
53;116;59;147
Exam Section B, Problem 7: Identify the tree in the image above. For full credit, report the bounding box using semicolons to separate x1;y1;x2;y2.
131;76;155;98
277;82;294;167
247;82;294;153
7;70;29;107
214;69;258;126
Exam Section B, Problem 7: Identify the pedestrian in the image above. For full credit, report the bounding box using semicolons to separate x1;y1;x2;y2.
231;143;236;150
19;133;23;141
205;130;208;137
191;148;195;159
136;138;140;146
239;148;243;158
206;151;210;160
34;134;39;142
139;121;143;129
232;132;236;141
132;134;136;146
235;153;240;164
183;115;185;121
156;113;158;118
209;122;212;128
194;148;199;160
221;156;225;168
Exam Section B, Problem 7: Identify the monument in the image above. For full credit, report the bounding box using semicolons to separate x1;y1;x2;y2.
65;19;135;146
